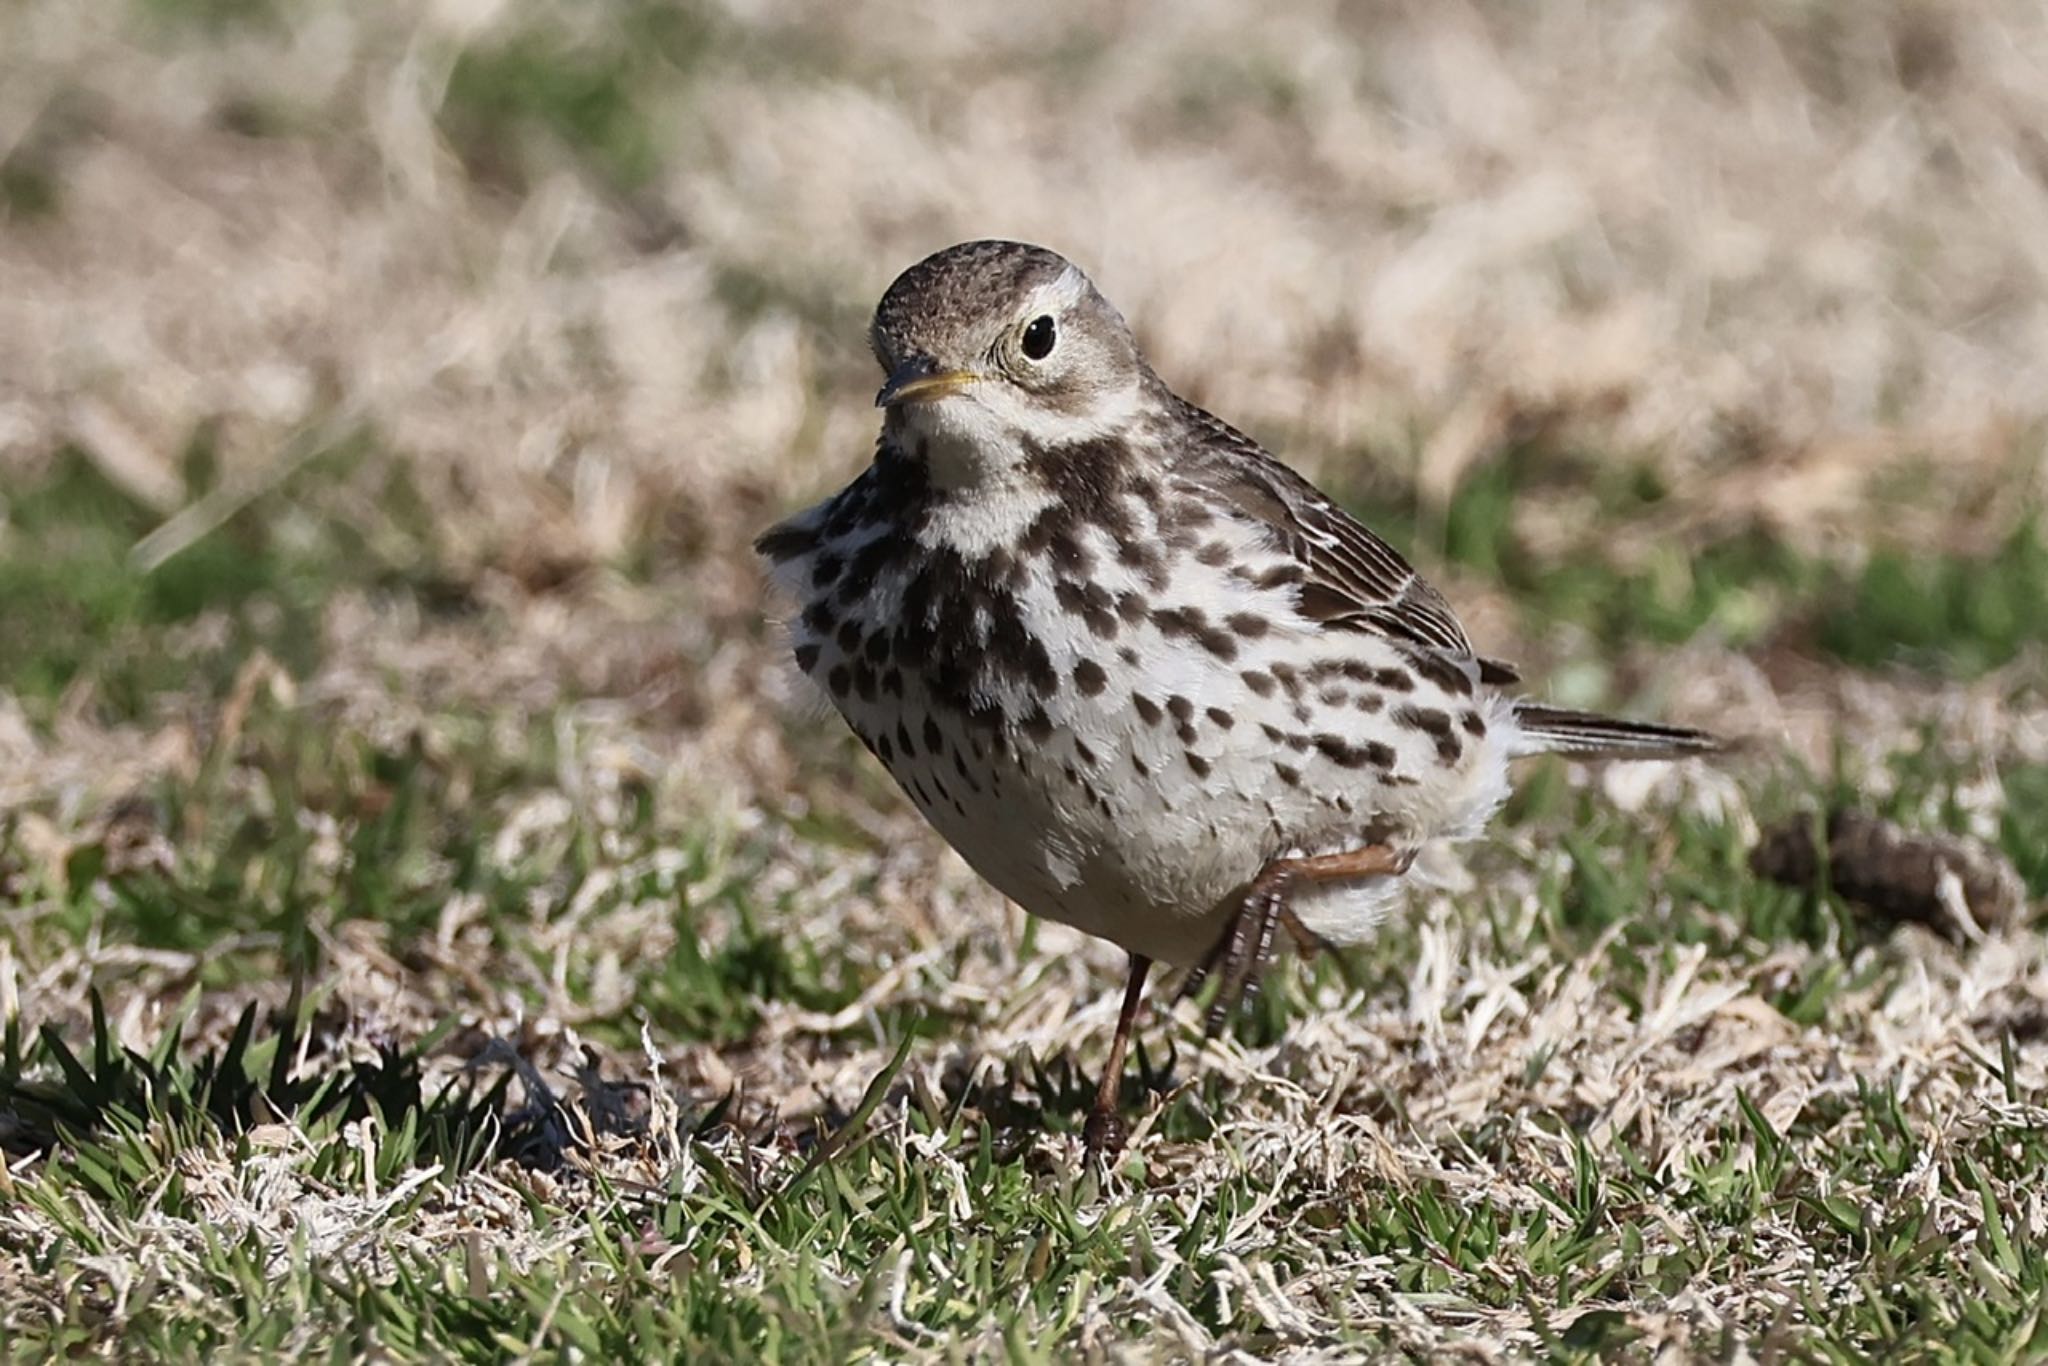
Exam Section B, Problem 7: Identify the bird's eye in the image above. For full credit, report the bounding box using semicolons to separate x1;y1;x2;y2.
1020;315;1057;361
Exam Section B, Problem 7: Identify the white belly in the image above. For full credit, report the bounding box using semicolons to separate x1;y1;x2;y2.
779;506;1516;967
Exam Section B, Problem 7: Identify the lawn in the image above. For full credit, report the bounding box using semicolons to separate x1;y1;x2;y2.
4;1;2047;1360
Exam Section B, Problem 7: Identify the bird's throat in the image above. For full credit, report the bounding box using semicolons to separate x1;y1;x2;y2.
891;406;1039;498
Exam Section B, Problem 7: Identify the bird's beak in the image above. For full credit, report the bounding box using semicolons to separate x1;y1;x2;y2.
875;357;978;408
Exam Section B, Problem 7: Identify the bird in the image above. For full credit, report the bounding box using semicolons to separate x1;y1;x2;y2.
756;239;1717;1155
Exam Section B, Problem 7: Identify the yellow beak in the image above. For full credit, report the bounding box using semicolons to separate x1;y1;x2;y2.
875;359;978;408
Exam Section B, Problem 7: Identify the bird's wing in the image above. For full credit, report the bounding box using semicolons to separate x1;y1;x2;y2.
1170;399;1502;678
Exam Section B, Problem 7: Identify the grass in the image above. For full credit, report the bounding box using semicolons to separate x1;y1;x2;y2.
8;902;2043;1360
5;896;2045;1360
7;0;2048;1358
5;565;2045;1356
1344;440;2048;681
5;394;2046;1361
0;437;447;723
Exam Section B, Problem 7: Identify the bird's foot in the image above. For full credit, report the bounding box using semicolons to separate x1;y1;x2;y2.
1178;873;1290;1035
1082;1104;1128;1160
1178;845;1416;1034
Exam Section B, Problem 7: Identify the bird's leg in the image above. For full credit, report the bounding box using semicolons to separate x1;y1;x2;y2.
1082;953;1152;1159
1279;907;1336;958
1180;844;1414;1034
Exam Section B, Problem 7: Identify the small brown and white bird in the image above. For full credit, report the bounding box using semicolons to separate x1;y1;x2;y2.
758;240;1715;1152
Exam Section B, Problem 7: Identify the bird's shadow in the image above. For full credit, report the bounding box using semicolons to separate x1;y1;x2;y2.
918;1031;1188;1159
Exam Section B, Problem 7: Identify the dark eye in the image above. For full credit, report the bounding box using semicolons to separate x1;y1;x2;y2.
1020;315;1057;361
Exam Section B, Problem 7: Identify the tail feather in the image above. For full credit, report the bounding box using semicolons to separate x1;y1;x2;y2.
1508;703;1718;761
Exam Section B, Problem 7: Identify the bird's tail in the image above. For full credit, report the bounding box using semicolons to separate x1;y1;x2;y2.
1507;703;1718;761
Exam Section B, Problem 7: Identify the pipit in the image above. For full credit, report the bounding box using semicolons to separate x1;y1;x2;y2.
758;240;1715;1155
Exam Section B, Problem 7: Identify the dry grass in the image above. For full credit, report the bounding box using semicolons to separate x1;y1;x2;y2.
3;0;2048;1359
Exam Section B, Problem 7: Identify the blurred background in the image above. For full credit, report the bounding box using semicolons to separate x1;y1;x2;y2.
6;0;2048;1013
4;1;2048;1353
6;0;2047;794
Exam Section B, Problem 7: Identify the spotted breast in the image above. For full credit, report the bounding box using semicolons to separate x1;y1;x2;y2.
757;427;1517;965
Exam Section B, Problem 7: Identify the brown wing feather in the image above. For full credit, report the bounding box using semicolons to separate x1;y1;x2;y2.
1478;656;1521;685
1169;398;1499;676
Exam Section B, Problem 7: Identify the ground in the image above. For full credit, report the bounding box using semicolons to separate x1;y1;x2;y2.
3;1;2047;1360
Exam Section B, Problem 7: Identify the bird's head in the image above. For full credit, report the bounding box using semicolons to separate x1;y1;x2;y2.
868;240;1151;479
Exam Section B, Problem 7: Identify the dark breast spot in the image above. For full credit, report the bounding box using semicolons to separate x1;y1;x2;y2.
1403;649;1475;697
1314;734;1395;770
755;522;820;562
1117;538;1170;592
1073;658;1107;696
823;493;866;539
985;606;1058;698
1152;606;1238;661
1057;579;1121;639
1021;437;1141;532
1394;704;1464;764
891;623;929;668
1025;637;1059;696
835;536;898;605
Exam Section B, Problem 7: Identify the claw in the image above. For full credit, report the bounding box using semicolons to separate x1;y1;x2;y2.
1279;907;1336;958
1205;881;1285;1034
1083;1105;1128;1159
1180;872;1293;1035
1179;843;1414;1034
